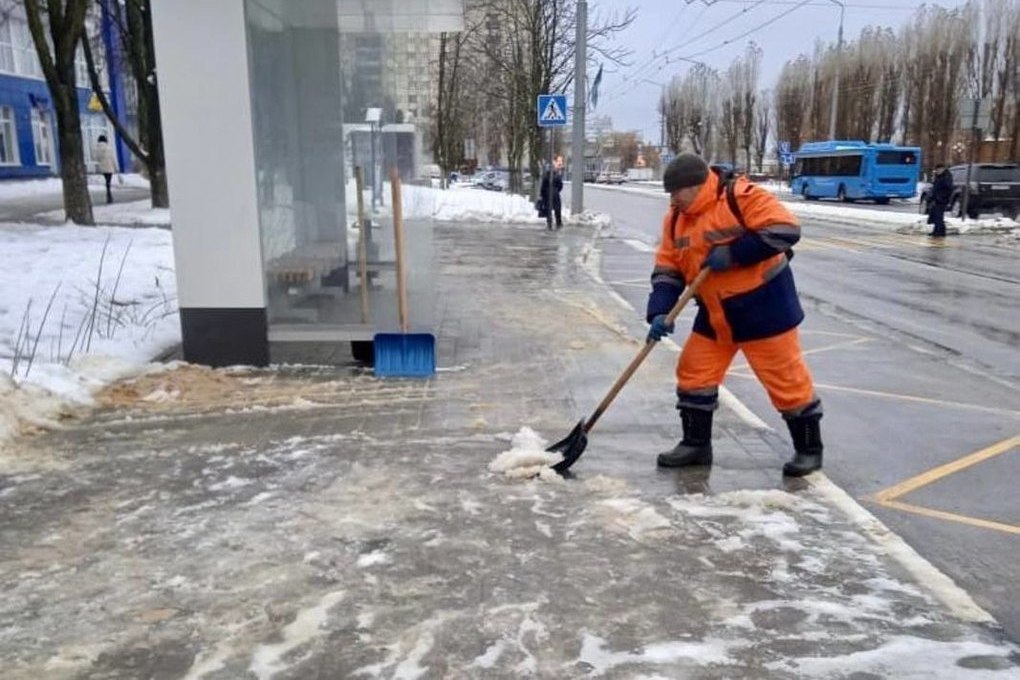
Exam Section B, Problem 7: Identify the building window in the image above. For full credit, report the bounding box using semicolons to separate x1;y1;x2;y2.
31;109;53;166
0;20;15;73
75;46;89;88
0;106;19;165
13;20;44;79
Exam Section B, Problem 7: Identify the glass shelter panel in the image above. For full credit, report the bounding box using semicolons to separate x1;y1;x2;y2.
244;0;462;344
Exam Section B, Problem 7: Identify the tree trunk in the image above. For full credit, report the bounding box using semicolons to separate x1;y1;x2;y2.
140;0;168;207
55;79;94;224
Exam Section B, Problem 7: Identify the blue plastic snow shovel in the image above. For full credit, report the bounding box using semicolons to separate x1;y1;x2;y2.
374;169;436;378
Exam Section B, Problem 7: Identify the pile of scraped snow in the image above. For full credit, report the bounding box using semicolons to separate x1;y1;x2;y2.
489;426;564;482
566;210;613;229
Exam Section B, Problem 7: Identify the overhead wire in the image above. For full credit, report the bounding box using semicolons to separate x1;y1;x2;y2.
600;0;762;102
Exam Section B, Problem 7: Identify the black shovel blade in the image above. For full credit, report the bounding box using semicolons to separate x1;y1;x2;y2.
547;419;588;475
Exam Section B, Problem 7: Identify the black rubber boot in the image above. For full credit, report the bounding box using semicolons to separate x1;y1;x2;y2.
783;413;823;477
657;408;713;467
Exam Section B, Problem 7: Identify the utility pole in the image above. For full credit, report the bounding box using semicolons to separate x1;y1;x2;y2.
570;0;587;213
828;0;844;140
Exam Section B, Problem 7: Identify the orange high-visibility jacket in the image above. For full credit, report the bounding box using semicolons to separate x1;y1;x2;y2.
647;171;804;344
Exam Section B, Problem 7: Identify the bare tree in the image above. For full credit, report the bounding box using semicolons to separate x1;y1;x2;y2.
433;29;470;178
775;56;811;153
467;0;633;194
753;89;771;173
82;0;169;208
739;43;761;172
24;0;94;225
659;64;719;159
659;76;687;154
719;84;739;166
975;0;1019;160
875;28;901;142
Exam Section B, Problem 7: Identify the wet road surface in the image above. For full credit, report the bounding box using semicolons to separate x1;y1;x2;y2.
580;183;1020;641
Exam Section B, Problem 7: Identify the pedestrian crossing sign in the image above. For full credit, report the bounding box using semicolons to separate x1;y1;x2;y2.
537;94;568;127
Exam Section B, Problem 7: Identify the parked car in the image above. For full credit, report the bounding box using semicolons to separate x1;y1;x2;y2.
595;171;625;185
920;163;1020;219
481;170;509;192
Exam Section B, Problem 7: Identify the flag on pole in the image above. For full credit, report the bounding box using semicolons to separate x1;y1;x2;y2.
589;64;603;110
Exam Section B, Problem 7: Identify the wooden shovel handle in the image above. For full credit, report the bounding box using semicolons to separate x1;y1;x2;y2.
356;167;370;324
389;168;409;333
584;267;710;434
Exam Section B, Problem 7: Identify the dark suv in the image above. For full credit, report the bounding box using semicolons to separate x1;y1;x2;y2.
921;163;1020;219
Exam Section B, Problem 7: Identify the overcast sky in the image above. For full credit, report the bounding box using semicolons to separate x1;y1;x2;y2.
592;0;969;142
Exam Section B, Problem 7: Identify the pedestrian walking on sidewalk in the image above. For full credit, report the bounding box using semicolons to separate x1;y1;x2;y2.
94;135;118;204
540;155;564;230
927;164;953;238
645;154;824;477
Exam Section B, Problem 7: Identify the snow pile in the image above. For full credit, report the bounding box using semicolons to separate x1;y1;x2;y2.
566;209;613;229
488;426;564;481
0;173;150;201
346;180;609;227
895;214;1019;236
786;199;1020;234
0;222;179;445
41;199;171;228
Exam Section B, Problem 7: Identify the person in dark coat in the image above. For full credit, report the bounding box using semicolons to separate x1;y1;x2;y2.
928;164;953;238
540;155;564;230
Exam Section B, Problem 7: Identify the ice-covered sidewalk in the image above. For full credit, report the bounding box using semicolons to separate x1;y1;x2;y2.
0;184;610;447
1;222;1015;679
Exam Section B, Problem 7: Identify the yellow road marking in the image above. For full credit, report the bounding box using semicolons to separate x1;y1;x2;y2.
727;337;871;373
866;435;1020;535
724;372;1020;418
875;499;1020;535
872;435;1020;502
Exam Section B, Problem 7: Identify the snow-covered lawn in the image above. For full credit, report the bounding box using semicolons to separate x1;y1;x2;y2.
0;223;179;443
41;198;171;227
0;173;150;201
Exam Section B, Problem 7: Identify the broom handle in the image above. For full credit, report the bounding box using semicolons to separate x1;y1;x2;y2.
389;168;409;333
356;167;370;324
584;268;710;434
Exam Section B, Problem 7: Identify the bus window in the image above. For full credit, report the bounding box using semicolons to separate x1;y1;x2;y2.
877;151;916;165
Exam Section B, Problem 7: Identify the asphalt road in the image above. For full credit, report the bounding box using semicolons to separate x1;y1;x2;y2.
578;183;1020;641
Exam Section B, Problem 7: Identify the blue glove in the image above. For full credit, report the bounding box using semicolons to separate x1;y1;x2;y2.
647;314;675;343
702;245;733;272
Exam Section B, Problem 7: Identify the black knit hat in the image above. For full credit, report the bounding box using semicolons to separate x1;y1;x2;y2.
663;154;709;193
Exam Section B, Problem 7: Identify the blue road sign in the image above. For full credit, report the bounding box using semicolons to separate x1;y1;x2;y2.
537;94;568;127
778;140;791;154
780;152;796;166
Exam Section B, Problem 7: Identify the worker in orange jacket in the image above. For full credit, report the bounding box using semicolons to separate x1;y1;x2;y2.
646;154;822;476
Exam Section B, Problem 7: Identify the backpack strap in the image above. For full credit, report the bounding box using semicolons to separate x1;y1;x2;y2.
725;179;747;230
711;167;747;229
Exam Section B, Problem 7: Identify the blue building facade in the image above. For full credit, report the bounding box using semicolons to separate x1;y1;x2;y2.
0;4;129;181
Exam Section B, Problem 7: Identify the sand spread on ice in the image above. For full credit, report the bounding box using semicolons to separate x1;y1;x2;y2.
489;427;564;480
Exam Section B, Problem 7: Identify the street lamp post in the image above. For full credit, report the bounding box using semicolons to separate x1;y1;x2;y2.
570;0;587;213
365;107;382;209
828;0;844;140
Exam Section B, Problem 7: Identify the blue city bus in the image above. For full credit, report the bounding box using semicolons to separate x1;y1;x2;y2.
791;141;922;204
